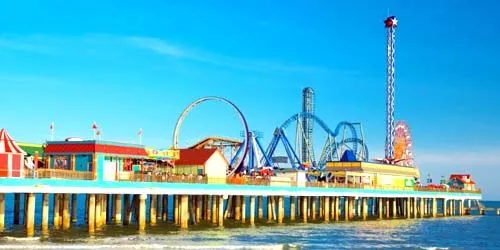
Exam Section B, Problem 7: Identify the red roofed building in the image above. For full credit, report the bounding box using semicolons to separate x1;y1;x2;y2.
173;149;228;181
45;140;148;181
448;174;477;191
0;129;27;177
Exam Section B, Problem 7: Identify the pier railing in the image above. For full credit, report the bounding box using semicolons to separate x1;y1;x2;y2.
2;169;481;194
119;173;208;184
35;169;94;180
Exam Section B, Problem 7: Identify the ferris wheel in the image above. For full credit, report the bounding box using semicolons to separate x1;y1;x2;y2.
393;120;414;167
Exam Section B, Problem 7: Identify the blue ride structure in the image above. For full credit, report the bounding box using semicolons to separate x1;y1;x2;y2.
263;112;369;171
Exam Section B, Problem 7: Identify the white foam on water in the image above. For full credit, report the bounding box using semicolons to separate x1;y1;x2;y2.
0;236;41;242
0;244;288;250
419;248;449;250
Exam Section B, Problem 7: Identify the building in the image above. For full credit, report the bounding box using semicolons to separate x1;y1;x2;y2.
174;148;228;182
0;129;26;177
324;161;420;188
448;174;476;191
44;140;149;181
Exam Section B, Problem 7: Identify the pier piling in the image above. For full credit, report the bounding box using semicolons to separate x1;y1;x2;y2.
26;193;35;237
0;193;4;231
249;196;255;225
290;196;296;221
138;194;147;231
41;193;49;231
150;195;157;225
63;194;71;230
71;194;78;223
88;194;95;233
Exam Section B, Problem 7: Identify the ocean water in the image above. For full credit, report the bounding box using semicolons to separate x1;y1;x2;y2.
1;199;499;250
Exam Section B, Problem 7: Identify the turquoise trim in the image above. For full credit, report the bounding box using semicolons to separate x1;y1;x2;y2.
0;178;482;199
97;154;105;181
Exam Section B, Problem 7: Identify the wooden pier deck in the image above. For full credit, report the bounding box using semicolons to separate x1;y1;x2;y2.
0;177;483;237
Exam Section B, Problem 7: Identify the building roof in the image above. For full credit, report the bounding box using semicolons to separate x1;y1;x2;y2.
45;140;148;157
0;129;26;154
175;148;225;166
450;174;471;179
449;174;476;184
18;142;45;157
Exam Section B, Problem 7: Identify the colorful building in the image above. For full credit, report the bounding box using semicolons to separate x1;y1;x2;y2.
325;161;420;188
448;174;477;191
174;148;228;182
0;129;26;177
44;140;149;181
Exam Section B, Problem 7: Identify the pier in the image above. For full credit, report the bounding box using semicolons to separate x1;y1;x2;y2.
0;176;482;237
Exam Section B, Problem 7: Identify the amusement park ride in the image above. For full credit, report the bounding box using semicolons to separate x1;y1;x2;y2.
171;15;414;177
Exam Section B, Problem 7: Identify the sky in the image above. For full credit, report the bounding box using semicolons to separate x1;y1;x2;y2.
1;1;499;199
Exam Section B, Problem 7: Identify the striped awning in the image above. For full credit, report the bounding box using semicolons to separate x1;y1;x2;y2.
0;128;26;154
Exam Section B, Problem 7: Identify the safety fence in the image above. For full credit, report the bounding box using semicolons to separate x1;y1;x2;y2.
0;169;482;194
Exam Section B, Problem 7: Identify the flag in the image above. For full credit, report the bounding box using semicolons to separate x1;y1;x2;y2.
49;122;54;131
138;128;143;136
96;130;101;136
92;121;98;130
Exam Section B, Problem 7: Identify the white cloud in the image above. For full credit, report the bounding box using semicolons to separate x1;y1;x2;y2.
124;36;328;73
0;34;335;74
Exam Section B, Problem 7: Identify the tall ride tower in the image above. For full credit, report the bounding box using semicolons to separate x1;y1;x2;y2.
302;87;315;164
384;16;397;161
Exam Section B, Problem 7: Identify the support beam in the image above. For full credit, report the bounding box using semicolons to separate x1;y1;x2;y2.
196;195;202;223
443;199;447;217
334;197;340;221
419;198;425;218
114;194;122;224
278;196;284;224
250;196;255;225
362;197;368;220
138;194;147;231
95;195;102;228
53;194;61;229
241;196;246;223
378;198;383;219
41;194;49;232
150;195;157;225
324;197;330;222
218;196;224;227
432;198;437;218
406;198;411;218
211;195;217;224
235;196;241;221
290;196;296;221
88;194;95;233
392;198;397;218
344;197;349;221
0;193;4;231
311;197;317;220
413;197;418;218
174;195;180;224
123;194;131;225
267;196;273;222
180;195;189;229
258;196;264;220
302;197;308;223
162;195;168;222
26;193;35;237
71;194;78;223
63;194;71;230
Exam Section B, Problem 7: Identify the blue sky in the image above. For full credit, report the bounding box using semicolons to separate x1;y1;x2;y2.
1;1;499;199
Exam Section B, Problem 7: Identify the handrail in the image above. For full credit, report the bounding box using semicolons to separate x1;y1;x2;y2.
0;169;482;194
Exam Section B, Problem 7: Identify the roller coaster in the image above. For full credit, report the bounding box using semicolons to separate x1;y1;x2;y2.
172;95;369;176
